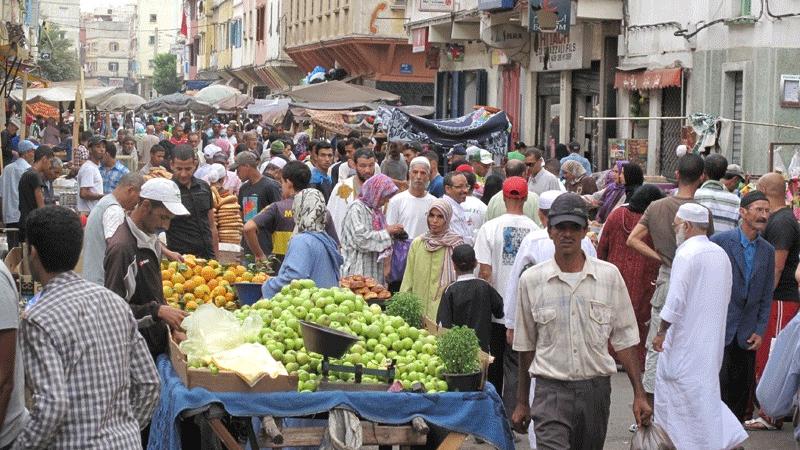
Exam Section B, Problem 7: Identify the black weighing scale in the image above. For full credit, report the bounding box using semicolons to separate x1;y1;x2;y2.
299;320;396;391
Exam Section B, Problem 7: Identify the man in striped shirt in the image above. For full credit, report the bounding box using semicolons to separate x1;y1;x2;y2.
694;154;740;233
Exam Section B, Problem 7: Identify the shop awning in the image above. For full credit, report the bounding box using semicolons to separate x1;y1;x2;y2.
614;68;682;91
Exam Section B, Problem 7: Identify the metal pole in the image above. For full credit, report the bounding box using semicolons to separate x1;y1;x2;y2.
20;71;27;139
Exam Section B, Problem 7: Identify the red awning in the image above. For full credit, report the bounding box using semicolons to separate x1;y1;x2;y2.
614;68;683;90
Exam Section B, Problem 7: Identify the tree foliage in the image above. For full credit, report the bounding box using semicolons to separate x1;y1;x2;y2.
153;53;180;95
37;25;80;82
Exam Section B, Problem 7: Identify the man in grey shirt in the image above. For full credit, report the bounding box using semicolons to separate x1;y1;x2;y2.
525;148;561;195
0;260;29;448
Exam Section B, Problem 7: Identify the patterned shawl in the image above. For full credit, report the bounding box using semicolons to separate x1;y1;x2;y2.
421;199;464;290
357;174;398;231
293;188;327;233
597;160;629;223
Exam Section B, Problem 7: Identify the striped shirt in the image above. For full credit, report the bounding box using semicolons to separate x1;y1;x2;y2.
340;200;393;284
694;180;740;233
13;271;160;449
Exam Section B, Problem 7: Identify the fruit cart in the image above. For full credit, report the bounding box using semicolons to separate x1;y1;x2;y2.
148;278;514;450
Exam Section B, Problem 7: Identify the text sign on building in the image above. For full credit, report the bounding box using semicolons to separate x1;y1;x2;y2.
529;25;589;72
529;0;571;34
411;28;428;53
400;64;413;74
419;0;453;12
480;23;528;50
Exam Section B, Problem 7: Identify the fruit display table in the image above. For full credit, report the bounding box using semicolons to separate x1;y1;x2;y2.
147;355;515;450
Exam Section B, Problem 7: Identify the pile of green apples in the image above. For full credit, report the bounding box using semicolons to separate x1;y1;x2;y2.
233;279;449;393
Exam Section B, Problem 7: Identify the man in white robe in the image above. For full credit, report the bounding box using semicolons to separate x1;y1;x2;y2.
652;203;748;450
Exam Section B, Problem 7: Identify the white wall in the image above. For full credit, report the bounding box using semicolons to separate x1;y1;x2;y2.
135;0;180;78
39;0;81;50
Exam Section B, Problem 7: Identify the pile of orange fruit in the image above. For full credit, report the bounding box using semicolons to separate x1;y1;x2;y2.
160;254;270;312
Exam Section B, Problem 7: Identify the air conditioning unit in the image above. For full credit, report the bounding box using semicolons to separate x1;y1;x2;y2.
390;0;407;10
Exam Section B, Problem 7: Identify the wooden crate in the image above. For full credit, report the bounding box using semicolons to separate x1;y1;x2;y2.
169;334;298;393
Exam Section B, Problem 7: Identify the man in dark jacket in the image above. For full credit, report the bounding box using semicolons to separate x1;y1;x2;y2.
710;190;775;421
105;178;190;357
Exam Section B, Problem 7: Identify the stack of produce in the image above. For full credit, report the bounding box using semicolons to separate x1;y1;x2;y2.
340;274;391;301
184;279;450;393
161;254;269;312
142;166;173;181
212;188;243;244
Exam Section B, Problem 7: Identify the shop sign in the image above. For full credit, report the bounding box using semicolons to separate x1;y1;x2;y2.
400;64;413;74
530;25;589;72
480;23;528;50
411;28;428;53
478;0;516;11
529;0;571;34
419;0;453;12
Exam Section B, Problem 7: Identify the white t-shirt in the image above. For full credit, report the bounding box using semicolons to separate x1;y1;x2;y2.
462;195;488;238
385;190;436;239
77;160;104;212
102;204;125;239
474;214;539;324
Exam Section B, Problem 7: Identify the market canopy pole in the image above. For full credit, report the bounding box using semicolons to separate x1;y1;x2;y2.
19;71;28;139
579;115;800;131
72;74;83;150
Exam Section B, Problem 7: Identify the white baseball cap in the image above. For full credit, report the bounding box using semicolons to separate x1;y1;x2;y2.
478;149;493;165
140;178;190;216
539;190;564;210
203;144;222;160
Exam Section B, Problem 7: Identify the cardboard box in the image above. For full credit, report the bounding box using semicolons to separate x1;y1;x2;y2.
168;334;298;393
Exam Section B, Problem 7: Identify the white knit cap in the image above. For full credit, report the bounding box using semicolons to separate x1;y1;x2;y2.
676;144;688;157
676;203;709;224
539;190;564;210
203;144;222;159
409;156;431;170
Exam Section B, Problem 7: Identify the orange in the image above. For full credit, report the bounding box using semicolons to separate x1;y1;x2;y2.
173;283;185;295
207;279;219;290
181;268;194;280
235;277;243;283
163;286;173;298
183;279;197;292
241;272;254;282
191;275;205;287
172;273;185;285
200;266;216;282
223;271;237;283
193;265;203;275
224;301;237;310
224;292;235;302
211;286;226;297
161;270;171;281
214;295;227;307
185;300;198;311
208;259;220;268
163;280;173;289
194;284;210;298
234;265;247;275
183;293;195;303
219;279;230;288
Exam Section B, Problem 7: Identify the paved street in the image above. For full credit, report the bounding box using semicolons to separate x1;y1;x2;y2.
463;372;796;450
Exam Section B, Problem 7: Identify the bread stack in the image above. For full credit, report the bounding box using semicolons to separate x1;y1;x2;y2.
143;167;173;181
212;187;243;244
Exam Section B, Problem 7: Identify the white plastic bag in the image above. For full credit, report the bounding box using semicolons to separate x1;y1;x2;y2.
179;304;264;364
630;423;676;450
789;149;800;178
774;147;787;173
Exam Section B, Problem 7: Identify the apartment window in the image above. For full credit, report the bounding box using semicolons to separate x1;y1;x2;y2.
150;14;157;22
149;35;155;45
269;4;273;36
109;41;119;51
108;62;119;72
256;6;265;41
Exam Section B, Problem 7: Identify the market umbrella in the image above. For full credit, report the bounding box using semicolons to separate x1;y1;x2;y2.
194;85;245;107
10;85;118;106
217;92;253;110
137;93;216;114
96;93;146;111
288;80;400;104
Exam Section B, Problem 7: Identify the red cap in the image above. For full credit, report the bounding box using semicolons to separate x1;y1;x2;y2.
503;176;528;200
456;164;474;173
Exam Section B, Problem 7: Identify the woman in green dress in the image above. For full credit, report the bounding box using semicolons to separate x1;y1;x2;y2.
400;199;464;320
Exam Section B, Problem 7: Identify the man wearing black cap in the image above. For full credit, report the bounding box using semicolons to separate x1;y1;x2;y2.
446;144;467;172
710;190;775;422
511;192;651;447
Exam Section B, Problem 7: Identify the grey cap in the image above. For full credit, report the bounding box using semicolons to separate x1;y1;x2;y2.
724;164;744;180
548;192;588;227
231;151;259;169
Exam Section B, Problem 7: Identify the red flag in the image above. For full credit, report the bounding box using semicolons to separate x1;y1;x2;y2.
180;10;188;36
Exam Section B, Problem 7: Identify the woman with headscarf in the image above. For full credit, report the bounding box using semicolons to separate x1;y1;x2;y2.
294;132;309;159
400;199;465;320
340;174;403;283
261;189;343;298
562;159;598;195
597;184;665;368
592;161;645;223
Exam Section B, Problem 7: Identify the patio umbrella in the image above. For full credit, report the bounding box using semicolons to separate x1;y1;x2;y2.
96;93;146;111
217;92;253;110
195;85;244;107
137;93;216;114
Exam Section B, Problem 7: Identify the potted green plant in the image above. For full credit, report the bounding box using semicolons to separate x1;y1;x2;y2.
386;292;423;328
436;326;482;392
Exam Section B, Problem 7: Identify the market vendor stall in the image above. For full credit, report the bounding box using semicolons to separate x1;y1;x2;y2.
149;356;514;450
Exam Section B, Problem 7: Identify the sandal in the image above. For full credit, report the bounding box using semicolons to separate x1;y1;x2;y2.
744;417;778;431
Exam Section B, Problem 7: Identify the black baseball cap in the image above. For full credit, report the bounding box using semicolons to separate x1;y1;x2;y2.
548;192;588;227
88;135;107;147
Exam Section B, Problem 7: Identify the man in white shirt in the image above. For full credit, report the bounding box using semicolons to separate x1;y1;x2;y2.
77;136;106;214
474;176;540;416
1;139;36;248
526;148;561;195
652;203;747;449
385;156;435;239
442;172;473;245
327;148;376;237
459;170;488;238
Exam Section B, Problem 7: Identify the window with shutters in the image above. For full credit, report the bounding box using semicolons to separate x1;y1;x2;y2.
731;71;744;164
109;42;119;51
256;7;265;41
108;62;119;72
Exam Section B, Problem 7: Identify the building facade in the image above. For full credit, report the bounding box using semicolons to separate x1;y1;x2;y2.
82;11;136;91
38;0;81;50
133;0;181;98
